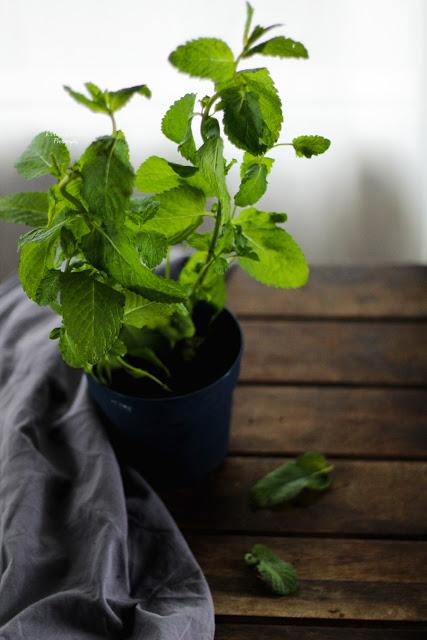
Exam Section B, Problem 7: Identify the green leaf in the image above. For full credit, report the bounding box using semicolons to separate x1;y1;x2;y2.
136;231;168;268
141;184;205;244
251;453;334;509
235;163;267;206
243;2;255;45
64;83;151;115
15;132;70;180
246;24;282;49
135;156;182;193
17;218;68;249
161;93;197;161
106;84;151;111
58;327;85;368
201;116;221;141
169;38;235;83
0;192;48;226
123;290;183;330
80;133;134;224
35;269;61;311
83;227;187;303
64;85;108;114
18;235;57;301
244;36;308;59
196;137;230;219
220;69;282;154
292;135;331;158
244;544;299;596
128;197;160;226
236;207;308;288
61;271;124;364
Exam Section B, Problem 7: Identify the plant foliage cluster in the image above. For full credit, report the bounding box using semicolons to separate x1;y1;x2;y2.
0;3;330;390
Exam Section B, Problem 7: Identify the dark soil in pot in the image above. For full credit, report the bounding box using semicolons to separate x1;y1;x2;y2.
109;302;242;399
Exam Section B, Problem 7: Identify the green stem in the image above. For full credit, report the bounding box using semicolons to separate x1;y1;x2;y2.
109;111;117;135
193;201;222;294
116;356;171;392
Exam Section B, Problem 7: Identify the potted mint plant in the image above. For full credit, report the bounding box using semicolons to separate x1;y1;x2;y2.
0;3;330;484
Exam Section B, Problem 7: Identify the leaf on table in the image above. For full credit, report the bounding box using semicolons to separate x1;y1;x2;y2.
244;544;299;596
250;452;334;509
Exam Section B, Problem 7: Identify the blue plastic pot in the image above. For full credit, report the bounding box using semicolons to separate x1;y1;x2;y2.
86;308;243;486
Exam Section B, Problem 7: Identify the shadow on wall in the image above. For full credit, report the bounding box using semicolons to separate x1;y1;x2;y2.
352;158;420;262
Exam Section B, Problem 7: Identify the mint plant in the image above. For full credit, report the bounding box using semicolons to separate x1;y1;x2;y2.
0;3;330;393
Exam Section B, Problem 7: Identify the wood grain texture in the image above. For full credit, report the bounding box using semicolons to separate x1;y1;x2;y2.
228;266;427;318
240;321;427;385
216;624;427;639
230;386;427;458
188;536;427;622
163;459;427;537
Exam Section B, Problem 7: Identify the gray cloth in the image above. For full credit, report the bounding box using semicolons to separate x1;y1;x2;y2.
0;276;214;639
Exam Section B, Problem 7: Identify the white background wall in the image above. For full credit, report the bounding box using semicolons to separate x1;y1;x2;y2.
1;0;426;279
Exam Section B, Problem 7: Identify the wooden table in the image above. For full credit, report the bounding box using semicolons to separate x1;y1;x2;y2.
163;266;427;639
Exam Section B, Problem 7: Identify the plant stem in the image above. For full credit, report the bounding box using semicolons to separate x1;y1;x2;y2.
193;200;222;293
110;112;117;135
116;356;171;392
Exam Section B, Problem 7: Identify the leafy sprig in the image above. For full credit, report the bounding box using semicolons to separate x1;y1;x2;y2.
0;3;331;391
245;544;299;596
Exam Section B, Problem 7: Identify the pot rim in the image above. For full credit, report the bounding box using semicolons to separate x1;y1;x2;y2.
86;307;244;403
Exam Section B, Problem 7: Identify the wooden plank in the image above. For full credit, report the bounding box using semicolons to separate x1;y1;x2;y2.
240;321;427;385
162;459;427;537
189;536;427;622
230;386;427;458
216;623;427;639
228;266;427;318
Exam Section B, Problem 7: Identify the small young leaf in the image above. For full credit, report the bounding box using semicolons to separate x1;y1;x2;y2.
244;36;308;59
169;38;235;83
292;135;331;158
251;452;334;509
196;137;230;219
136;231;168;268
135;156;182;193
128;197;160;225
15;132;70;180
246;24;282;49
201;116;221;141
80;133;134;224
235;163;268;207
243;2;255;45
106;84;151;112
61;271;125;364
0;192;48;226
236;208;308;288
64;85;108;114
244;544;299;596
161;93;197;162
